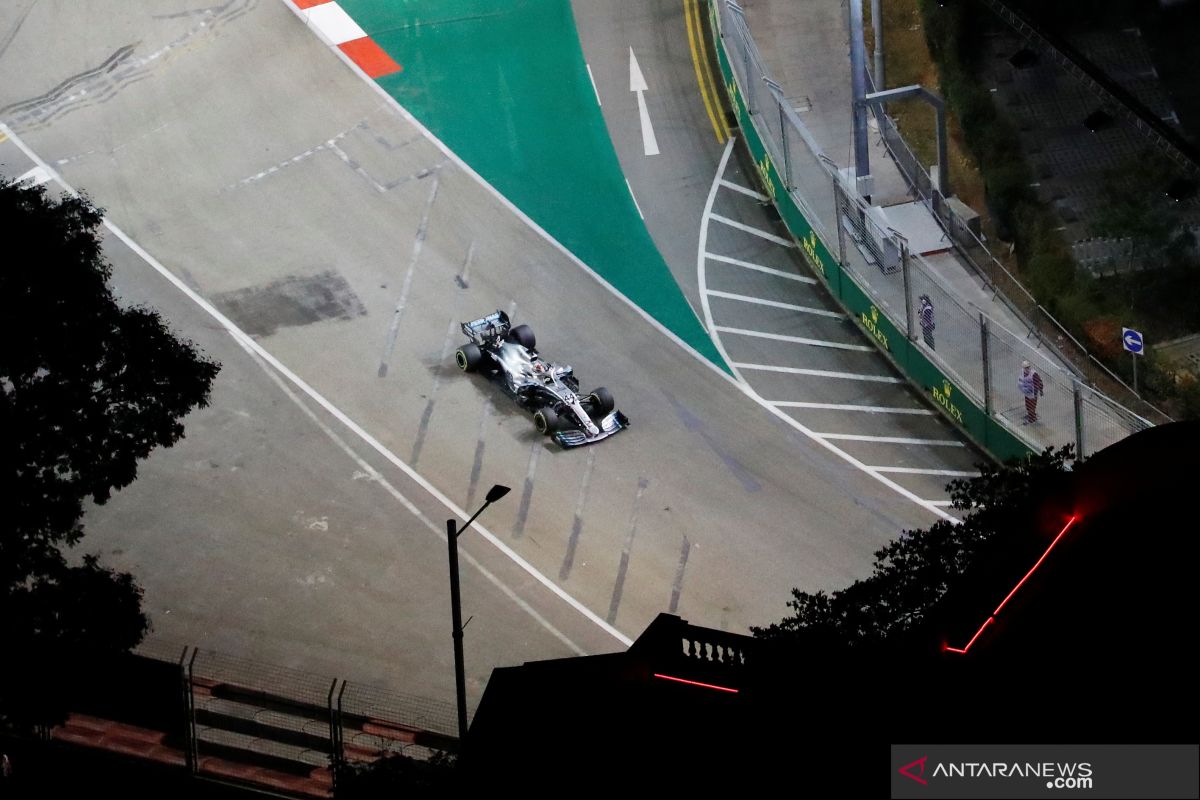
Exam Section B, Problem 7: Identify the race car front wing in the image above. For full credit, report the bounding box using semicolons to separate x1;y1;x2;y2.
553;411;630;448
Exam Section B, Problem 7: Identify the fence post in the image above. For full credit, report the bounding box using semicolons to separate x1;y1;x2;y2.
901;241;915;341
1073;381;1085;458
182;646;199;774
981;313;993;416
779;97;791;189
833;175;847;267
328;678;344;789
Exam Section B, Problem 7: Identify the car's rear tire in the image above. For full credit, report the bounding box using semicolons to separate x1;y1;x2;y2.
508;324;536;350
534;406;559;435
456;343;482;372
587;387;615;416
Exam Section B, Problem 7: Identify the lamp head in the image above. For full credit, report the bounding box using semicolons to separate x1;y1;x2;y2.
485;484;512;504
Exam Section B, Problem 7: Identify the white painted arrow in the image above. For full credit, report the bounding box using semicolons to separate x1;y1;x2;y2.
629;47;660;156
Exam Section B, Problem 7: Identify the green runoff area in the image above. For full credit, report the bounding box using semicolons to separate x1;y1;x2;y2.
341;0;730;371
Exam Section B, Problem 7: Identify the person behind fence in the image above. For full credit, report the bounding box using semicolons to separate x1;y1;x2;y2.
1019;360;1044;424
919;294;935;349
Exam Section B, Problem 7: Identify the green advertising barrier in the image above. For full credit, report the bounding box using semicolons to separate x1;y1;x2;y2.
707;1;1029;463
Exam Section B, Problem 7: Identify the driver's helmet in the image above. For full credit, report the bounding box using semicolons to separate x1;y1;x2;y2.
533;360;548;374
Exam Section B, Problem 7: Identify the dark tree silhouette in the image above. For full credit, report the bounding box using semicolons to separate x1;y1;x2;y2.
1;180;219;725
752;446;1077;647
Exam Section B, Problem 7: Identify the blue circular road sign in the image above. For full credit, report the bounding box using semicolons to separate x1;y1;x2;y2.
1122;327;1144;355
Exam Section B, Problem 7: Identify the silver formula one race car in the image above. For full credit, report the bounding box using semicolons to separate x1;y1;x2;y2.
455;311;629;447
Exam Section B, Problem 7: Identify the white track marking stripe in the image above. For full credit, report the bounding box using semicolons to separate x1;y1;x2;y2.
767;400;934;415
586;63;601;106
719;179;768;201
815;433;965;447
705;289;844;317
1;122;634;648
873;467;980;477
625;178;644;220
713;326;874;351
708;213;794;246
705;252;816;283
695;137;957;523
732;362;903;383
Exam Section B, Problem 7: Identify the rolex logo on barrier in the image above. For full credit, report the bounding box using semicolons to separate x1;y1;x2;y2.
860;304;889;351
756;154;777;202
932;378;965;423
801;230;825;277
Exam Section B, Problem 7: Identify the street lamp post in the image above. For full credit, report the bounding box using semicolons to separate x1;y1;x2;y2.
447;484;511;748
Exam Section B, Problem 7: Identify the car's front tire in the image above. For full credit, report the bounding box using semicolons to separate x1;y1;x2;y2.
534;406;559;435
456;343;482;372
587;387;615;417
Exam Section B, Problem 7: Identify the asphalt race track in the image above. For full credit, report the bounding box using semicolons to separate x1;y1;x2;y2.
0;0;984;713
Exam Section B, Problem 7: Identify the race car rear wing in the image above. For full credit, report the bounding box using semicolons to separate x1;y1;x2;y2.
461;310;511;343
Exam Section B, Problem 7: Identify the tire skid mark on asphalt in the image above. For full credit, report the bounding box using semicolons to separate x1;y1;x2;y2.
465;398;492;512
379;171;439;377
454;241;475;289
606;477;649;625
558;447;597;582
511;442;541;540
3;1;253;132
410;317;459;467
669;534;691;613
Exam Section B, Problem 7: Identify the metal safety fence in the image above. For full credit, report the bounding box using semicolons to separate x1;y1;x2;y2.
102;637;460;796
712;0;1156;459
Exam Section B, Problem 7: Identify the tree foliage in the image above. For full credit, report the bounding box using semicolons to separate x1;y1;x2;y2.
0;180;219;724
333;751;458;798
752;446;1077;647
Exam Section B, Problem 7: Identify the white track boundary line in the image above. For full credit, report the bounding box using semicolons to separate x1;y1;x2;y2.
708;212;795;246
767;400;934;415
706;252;816;284
696;138;957;523
586;62;602;106
815;433;965;447
705;289;844;318
625;178;644;220
713;326;873;351
719;179;768;201
2;122;634;648
733;362;903;383
873;467;980;477
277;0;735;387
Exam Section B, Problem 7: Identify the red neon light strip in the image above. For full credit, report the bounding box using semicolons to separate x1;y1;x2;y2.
652;674;739;693
946;516;1077;655
944;616;994;654
992;516;1078;616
